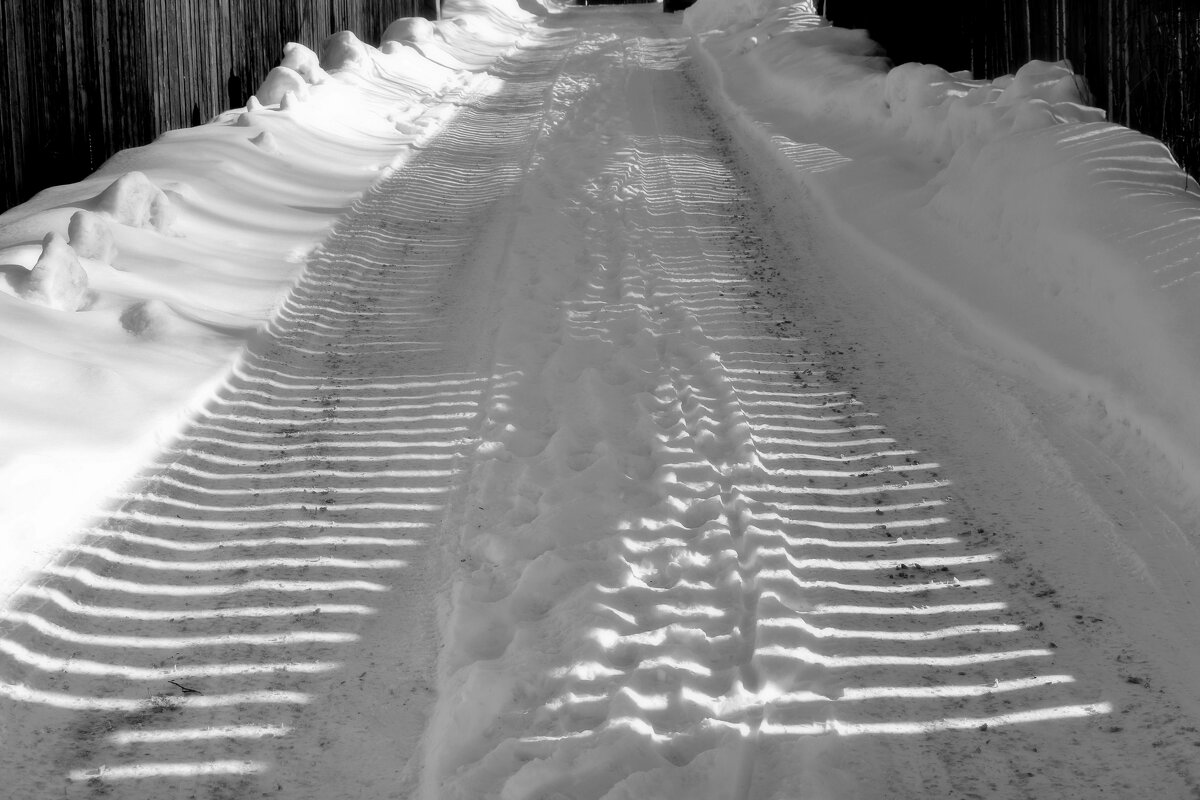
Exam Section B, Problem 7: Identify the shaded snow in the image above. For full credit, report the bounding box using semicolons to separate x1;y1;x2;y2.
687;0;1200;597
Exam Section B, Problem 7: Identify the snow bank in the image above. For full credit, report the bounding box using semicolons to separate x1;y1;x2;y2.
687;0;1200;520
0;1;542;602
688;1;1104;165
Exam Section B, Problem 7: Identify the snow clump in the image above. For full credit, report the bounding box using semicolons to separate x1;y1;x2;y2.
250;130;281;154
320;31;376;74
280;42;331;85
67;210;118;264
119;299;182;339
255;66;311;106
383;17;439;47
18;233;89;311
94;171;175;233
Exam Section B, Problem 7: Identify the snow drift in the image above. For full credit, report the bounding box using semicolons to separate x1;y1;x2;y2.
686;0;1200;522
0;0;544;601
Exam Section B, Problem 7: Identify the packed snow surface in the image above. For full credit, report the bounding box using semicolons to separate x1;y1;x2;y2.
1;1;1200;798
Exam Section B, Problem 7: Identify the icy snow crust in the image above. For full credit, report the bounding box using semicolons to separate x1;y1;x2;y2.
686;0;1200;525
0;0;540;600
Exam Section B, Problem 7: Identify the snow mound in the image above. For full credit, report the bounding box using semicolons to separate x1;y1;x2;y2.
94;171;174;233
18;233;89;311
255;66;311;106
249;130;281;154
320;31;376;75
279;90;304;112
280;42;330;85
382;17;438;47
119;298;183;339
67;210;117;264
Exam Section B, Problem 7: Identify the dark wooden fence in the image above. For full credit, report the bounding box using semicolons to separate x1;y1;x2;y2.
820;0;1200;179
0;0;437;212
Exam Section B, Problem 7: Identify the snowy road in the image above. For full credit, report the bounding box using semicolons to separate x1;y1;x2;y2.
2;6;1199;799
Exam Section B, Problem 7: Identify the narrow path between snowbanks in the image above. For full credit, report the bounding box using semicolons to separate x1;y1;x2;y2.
0;24;576;800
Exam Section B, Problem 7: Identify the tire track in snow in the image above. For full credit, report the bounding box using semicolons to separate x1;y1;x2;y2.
430;11;1122;800
0;27;577;800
